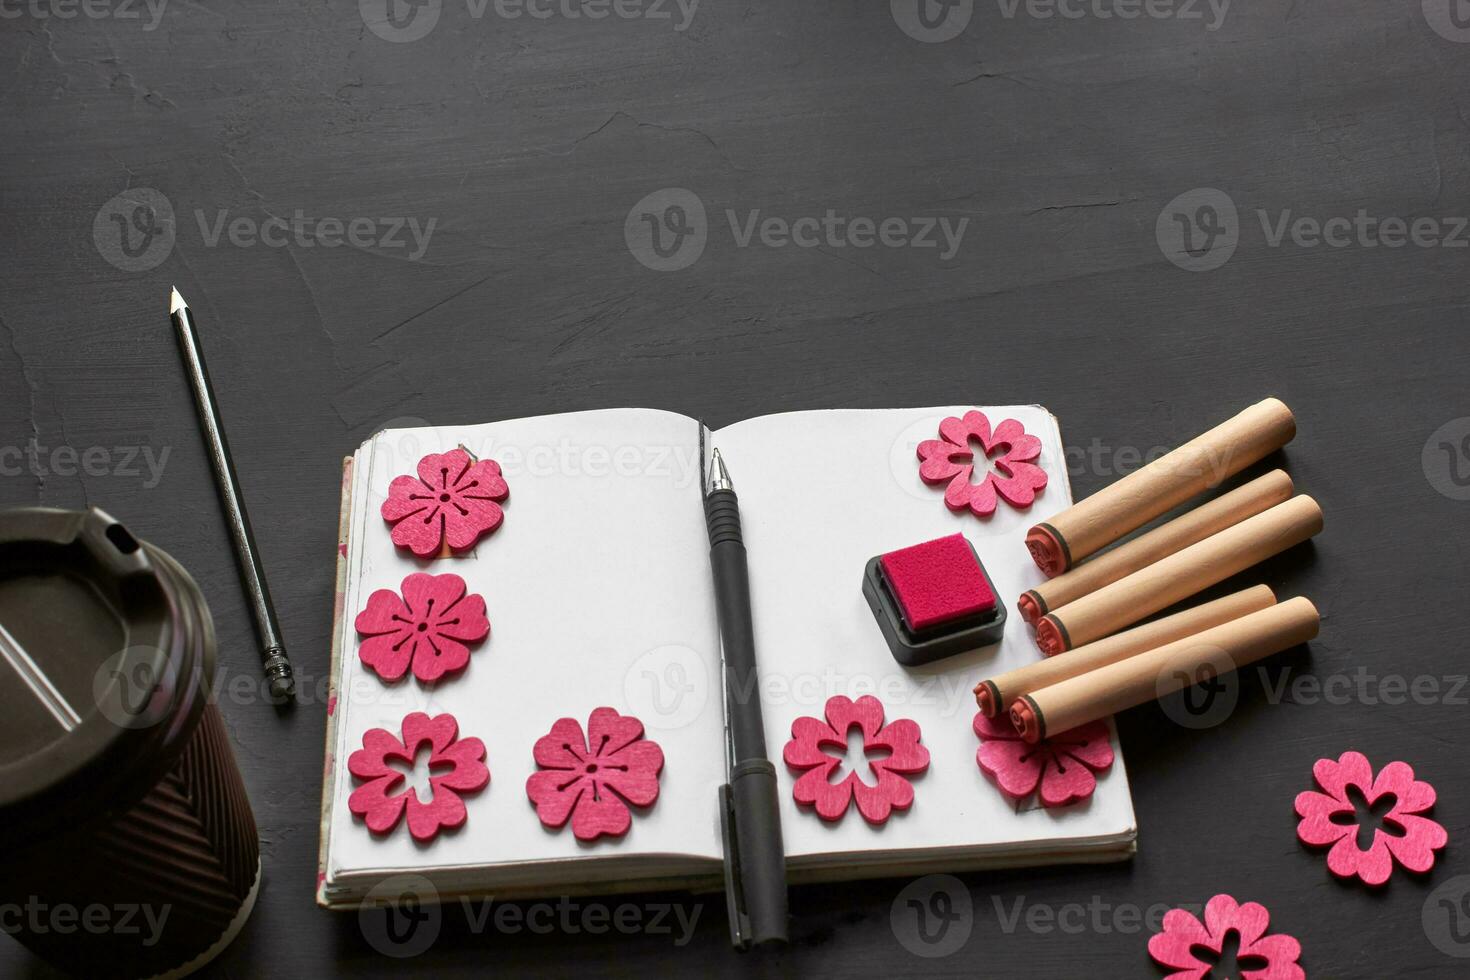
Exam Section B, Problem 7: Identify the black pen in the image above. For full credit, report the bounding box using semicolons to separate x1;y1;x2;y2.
704;446;788;947
170;287;295;701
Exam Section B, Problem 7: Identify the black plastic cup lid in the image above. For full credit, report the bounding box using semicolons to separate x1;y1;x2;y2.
0;508;213;848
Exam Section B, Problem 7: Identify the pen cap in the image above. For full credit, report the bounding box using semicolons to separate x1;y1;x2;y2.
0;507;259;978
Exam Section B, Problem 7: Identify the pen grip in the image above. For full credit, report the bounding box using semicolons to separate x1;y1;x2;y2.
705;490;744;548
731;759;789;944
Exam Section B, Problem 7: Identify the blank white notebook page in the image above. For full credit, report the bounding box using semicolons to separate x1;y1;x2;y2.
714;407;1136;864
326;408;727;883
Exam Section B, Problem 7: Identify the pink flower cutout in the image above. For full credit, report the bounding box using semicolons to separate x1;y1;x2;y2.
354;572;489;684
1148;894;1304;980
1294;750;1447;886
382;448;509;557
782;695;930;823
348;712;489;842
973;711;1113;808
526;708;664;842
917;410;1048;516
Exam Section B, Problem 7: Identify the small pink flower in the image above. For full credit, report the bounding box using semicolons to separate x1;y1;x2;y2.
381;448;509;557
348;712;489;842
782;695;929;823
973;711;1113;808
917;410;1047;516
526;708;664;842
1148;894;1304;980
354;572;489;683
1294;750;1447;886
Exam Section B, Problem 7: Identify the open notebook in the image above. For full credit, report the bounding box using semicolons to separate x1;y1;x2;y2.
317;407;1136;908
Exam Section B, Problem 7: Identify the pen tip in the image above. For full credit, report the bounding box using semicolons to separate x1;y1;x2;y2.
707;448;733;492
169;287;186;315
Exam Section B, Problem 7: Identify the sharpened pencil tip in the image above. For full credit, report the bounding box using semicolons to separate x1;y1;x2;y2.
169;287;186;315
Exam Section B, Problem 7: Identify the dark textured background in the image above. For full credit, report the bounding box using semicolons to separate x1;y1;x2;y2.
3;1;1470;976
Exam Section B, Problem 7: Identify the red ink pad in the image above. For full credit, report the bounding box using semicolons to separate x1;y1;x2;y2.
863;533;1007;666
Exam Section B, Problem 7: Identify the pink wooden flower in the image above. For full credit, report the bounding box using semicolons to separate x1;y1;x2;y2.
1294;750;1447;886
917;410;1048;516
526;707;664;842
348;712;489;842
354;572;490;684
1148;894;1304;980
973;711;1113;808
782;695;929;823
381;448;509;557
